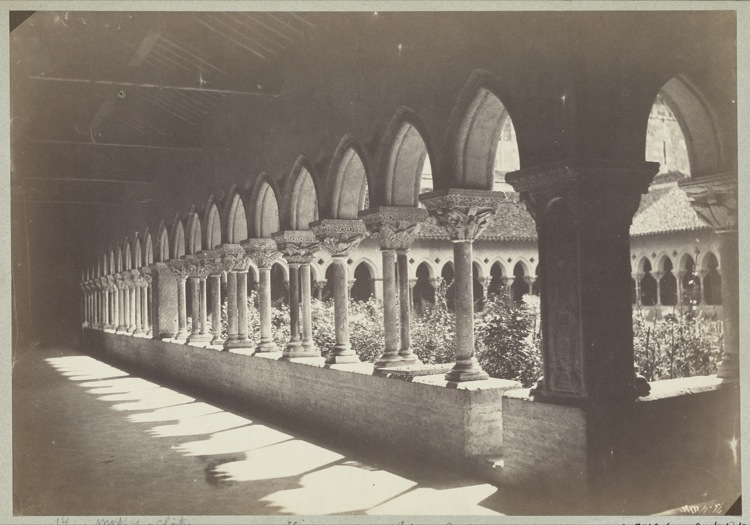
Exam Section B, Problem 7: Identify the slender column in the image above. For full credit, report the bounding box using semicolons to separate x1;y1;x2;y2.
299;263;315;353
92;285;99;328
187;277;201;342
224;271;239;346
146;280;153;336
359;207;428;369
176;276;188;339
117;277;126;332
507;161;659;400
311;219;368;364
632;273;642;308
397;251;420;364
242;238;281;353
124;282;132;332
698;270;708;305
676;270;685;307
653;271;664;306
450;239;486;381
236;270;252;346
680;173;738;380
502;277;515;307
314;280;325;301
102;283;110;329
273;231;320;359
142;277;150;334
199;276;208;338
133;277;145;335
209;274;223;344
524;276;536;296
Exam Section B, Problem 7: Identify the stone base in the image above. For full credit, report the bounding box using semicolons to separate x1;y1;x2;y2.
210;335;224;345
325;353;361;365
445;357;489;382
187;333;212;343
223;338;254;351
282;348;320;359
254;340;278;354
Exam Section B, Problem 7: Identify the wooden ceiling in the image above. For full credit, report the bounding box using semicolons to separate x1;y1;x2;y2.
11;11;319;205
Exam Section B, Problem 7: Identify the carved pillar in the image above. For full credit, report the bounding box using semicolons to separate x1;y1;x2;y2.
420;189;503;381
133;272;145;336
108;276;118;331
116;274;127;332
273;231;320;358
125;276;135;332
680;173;738;380
165;260;189;340
209;274;222;344
141;274;151;335
225;271;239;347
507;161;658;400
242;238;281;353
360;207;428;368
311;219;368;364
236;270;252;347
184;254;211;343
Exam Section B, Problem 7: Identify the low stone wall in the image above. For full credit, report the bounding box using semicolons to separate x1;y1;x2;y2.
501;378;740;514
83;329;520;467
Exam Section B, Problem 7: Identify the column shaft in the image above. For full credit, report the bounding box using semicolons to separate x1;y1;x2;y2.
376;249;401;367
225;271;239;346
256;267;277;352
199;276;209;339
134;285;144;335
299;263;317;355
717;230;739;379
141;284;149;334
283;263;303;356
187;277;201;341
237;271;251;345
328;256;359;363
176;277;188;339
209;274;223;344
397;251;420;364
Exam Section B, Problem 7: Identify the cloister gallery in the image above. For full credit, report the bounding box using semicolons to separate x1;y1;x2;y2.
11;9;740;517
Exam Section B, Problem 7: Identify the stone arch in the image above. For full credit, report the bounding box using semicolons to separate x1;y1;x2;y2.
224;187;249;243
472;261;486;307
639;258;657;306
635;255;653;274
131;234;142;269
351;261;375;303
412;261;436;309
281;157;320;230
655;75;724;177
270;261;289;303
351;257;379;281
377;107;436;207
108;247;115;274
701;251;722;305
184;211;202;255
326;135;371;219
679;253;700;305
202;196;222;250
657;254;677;306
446;70;520;190
489;260;507;296
511;261;528;303
142;229;154;266
123;240;132;271
170;215;186;260
156;221;169;263
115;245;123;273
249;173;281;238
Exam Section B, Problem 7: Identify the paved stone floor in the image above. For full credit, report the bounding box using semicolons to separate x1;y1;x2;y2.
13;345;524;518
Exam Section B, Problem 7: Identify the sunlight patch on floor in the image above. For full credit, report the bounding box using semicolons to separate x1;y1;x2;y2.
260;463;418;515
176;424;293;456
366;483;501;515
127;402;223;423
109;389;195;412
46;356;129;381
81;377;160;395
146;411;252;438
212;439;343;482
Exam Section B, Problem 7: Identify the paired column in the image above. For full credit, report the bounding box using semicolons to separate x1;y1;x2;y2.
165;260;189;340
184;255;212;344
632;272;643;307
421;189;503;382
506;160;659;401
133;272;146;336
116;274;127;332
680;173;738;380
311;219;368;364
272;231;320;359
360;206;428;368
242;238;282;353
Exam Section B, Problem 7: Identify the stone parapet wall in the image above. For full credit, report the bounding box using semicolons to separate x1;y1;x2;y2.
83;329;520;467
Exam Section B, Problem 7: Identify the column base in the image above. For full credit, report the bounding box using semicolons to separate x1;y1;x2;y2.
445;357;489;382
211;335;224;345
254;340;278;354
133;328;146;336
116;325;128;333
159;331;177;340
398;353;422;366
374;351;403;368
223;338;254;350
326;353;361;365
283;349;321;359
187;333;212;343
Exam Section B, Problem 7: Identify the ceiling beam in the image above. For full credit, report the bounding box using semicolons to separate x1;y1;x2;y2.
30;139;202;152
28;74;280;97
20;177;154;185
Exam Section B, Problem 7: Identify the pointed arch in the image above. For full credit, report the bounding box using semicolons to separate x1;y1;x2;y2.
377;107;436;207
446;70;520;190
170;214;186;259
142;228;154;266
201;195;222;250
224;187;249;243
123;240;132;271
156;221;169;263
108;247;115;274
281;156;320;230
326;135;371;219
115;244;123;273
249;173;281;238
131;234;142;269
184;210;202;255
655;75;724;177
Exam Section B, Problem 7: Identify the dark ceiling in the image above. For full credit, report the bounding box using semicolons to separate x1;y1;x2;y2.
11;11;319;205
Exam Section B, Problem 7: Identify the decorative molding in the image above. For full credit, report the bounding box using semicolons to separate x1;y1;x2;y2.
165;259;189;281
310;219;368;257
272;230;320;264
679;173;738;232
420;189;503;241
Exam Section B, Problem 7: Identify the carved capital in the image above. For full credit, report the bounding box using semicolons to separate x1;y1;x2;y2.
165;259;189;281
182;254;210;278
310;219;368;257
241;238;282;269
419;189;504;241
200;244;247;273
679;173;738;232
359;206;428;250
272;230;320;264
505;160;659;227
